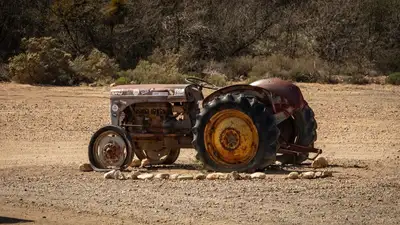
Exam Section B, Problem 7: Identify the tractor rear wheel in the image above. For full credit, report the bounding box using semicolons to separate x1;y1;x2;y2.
192;93;279;172
276;105;317;165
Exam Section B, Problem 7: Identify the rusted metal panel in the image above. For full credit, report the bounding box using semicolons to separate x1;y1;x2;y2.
250;78;306;109
110;84;191;102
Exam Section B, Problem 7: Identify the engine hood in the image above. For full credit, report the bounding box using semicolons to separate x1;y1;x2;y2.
110;84;191;97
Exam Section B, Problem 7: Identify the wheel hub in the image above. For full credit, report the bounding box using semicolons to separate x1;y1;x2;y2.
204;109;259;165
103;143;123;164
220;128;241;151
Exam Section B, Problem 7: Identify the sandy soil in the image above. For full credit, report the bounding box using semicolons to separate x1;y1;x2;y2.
0;82;399;225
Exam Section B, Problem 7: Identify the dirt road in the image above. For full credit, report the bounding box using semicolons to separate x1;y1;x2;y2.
0;82;399;225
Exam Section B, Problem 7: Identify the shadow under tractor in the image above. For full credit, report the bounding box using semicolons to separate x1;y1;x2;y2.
88;77;321;173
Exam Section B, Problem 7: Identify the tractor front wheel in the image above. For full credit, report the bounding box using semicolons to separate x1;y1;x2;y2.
192;93;279;172
88;125;134;171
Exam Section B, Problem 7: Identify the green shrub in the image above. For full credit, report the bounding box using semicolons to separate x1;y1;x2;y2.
120;60;187;84
247;54;328;83
0;64;9;82
225;56;261;80
206;73;228;87
8;37;75;85
70;48;120;85
347;75;370;85
386;72;400;85
115;76;131;85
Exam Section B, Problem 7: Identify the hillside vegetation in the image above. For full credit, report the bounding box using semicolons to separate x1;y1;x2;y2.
1;0;400;85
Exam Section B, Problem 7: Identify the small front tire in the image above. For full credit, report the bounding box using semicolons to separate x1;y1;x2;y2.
88;125;134;171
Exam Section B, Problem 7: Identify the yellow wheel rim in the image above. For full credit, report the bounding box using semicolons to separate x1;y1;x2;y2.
204;109;259;165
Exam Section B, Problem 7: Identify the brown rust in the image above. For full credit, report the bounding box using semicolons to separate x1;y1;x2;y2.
250;78;306;109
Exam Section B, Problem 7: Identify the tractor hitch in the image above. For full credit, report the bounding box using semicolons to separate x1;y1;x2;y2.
278;144;322;160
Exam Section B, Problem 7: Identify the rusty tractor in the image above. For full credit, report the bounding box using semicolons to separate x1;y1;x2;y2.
88;77;321;172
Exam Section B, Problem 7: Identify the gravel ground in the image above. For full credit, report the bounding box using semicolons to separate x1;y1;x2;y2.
0;82;399;225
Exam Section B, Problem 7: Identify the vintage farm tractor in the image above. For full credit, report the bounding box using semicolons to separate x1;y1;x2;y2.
88;77;321;172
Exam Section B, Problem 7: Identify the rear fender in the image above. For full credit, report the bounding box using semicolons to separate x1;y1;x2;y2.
202;84;275;112
250;78;307;109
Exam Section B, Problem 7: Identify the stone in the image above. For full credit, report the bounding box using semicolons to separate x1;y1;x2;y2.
206;173;223;180
79;163;93;172
130;159;141;167
218;173;231;180
230;171;240;180
137;173;154;180
311;156;329;168
129;171;141;180
104;170;117;179
314;171;323;178
239;173;252;180
169;174;180;180
250;172;266;179
140;159;150;168
194;173;206;180
114;170;126;180
321;171;333;178
301;171;315;179
154;173;170;179
177;174;194;180
287;172;299;179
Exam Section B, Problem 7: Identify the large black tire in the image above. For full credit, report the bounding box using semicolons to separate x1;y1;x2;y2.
88;125;134;171
276;104;317;165
192;93;279;172
135;148;180;165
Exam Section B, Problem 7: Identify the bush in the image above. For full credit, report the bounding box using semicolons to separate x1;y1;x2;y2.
386;72;400;85
347;75;370;85
248;54;328;83
225;56;261;80
119;60;187;84
0;64;9;82
8;37;75;85
70;48;120;85
115;76;131;85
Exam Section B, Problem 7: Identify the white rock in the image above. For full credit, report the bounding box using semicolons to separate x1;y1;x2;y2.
250;172;266;179
321;171;333;178
230;171;240;180
104;170;117;179
128;171;141;180
239;173;252;180
194;173;206;180
287;172;299;179
154;173;170;179
218;173;232;180
206;173;223;180
137;173;154;180
314;171;323;178
115;170;126;180
312;156;329;168
140;158;150;168
178;174;194;180
79;163;93;172
169;174;180;180
130;159;141;167
301;171;315;179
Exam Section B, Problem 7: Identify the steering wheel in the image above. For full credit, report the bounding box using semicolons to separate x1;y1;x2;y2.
185;77;220;90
